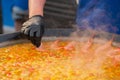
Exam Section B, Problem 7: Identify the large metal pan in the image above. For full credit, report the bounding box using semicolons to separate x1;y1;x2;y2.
0;29;120;48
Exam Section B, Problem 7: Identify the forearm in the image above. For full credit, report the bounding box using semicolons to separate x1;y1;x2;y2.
29;0;46;17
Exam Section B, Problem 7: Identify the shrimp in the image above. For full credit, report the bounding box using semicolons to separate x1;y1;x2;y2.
64;41;76;50
50;40;64;50
36;43;45;51
81;36;94;53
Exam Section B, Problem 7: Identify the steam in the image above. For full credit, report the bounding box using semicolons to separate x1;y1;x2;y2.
68;1;120;78
75;0;118;36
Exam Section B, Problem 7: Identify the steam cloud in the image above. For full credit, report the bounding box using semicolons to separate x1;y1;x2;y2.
75;0;119;34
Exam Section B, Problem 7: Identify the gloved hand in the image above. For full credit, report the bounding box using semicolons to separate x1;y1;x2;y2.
21;15;44;47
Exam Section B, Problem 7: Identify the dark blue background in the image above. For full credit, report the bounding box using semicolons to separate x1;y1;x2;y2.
76;0;120;34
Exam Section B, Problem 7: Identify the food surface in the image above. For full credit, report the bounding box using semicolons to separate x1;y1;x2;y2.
0;40;120;80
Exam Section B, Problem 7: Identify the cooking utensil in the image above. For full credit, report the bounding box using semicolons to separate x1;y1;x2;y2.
0;29;75;47
0;29;75;42
0;31;22;43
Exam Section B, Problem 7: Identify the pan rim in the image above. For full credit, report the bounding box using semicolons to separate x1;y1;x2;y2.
0;36;120;48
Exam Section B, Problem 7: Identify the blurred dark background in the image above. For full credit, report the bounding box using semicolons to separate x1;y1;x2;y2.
0;0;3;34
0;0;77;34
44;0;77;28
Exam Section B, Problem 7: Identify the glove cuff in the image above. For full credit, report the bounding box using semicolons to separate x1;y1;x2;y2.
29;15;44;19
27;15;44;26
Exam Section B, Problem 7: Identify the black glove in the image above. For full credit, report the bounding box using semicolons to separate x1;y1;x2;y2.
21;15;44;47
